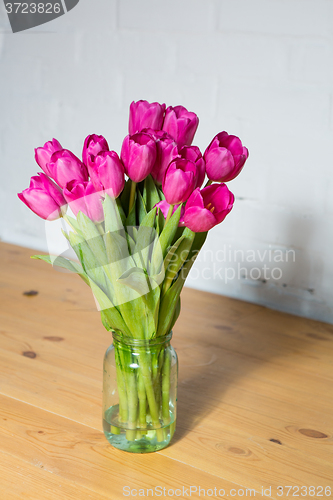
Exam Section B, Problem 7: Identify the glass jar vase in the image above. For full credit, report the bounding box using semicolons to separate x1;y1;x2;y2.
103;331;178;453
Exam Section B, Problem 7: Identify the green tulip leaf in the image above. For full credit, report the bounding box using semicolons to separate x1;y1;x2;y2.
76;211;108;268
162;227;195;294
63;214;84;236
143;174;160;212
117;267;151;296
137;190;147;224
120;178;132;217
103;194;124;233
150;205;182;275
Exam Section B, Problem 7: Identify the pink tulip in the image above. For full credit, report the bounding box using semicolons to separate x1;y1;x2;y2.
151;136;179;185
162;105;199;148
141;128;170;140
82;134;109;170
48;150;88;188
121;132;157;183
183;184;234;233
63;180;104;223
129;100;166;135
204;132;249;182
154;200;185;225
179;145;205;189
162;158;197;205
35;138;63;177
89;151;125;199
18;173;67;221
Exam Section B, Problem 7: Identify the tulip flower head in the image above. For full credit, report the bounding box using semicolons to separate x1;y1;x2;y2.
48;150;89;188
18;173;67;221
83;134;109;171
179;145;205;189
162;158;197;205
35;138;63;177
162;105;199;148
141;128;170;141
151;135;179;185
129;100;166;135
183;184;234;233
204;131;249;183
89;151;125;199
63;180;104;223
121;132;157;183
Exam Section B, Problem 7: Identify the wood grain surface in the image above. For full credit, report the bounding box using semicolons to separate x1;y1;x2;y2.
0;242;332;499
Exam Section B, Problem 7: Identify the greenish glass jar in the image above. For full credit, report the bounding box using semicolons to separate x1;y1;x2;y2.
103;331;178;453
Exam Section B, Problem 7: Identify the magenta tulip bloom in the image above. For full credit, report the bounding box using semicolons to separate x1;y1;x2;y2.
151;136;179;185
154;200;185;225
82;134;109;170
129;100;166;135
63;180;104;223
141;128;170;141
204;132;249;182
18;173;67;221
162;105;199;148
121;132;157;183
179;145;205;189
89;151;125;199
48;150;88;188
35;138;63;177
162;158;197;205
183;184;234;232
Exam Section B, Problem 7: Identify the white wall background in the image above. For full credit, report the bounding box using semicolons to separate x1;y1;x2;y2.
0;0;332;323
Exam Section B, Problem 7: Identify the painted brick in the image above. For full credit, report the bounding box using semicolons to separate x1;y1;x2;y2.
217;82;331;135
218;0;331;38
288;41;333;84
118;0;216;32
176;33;288;83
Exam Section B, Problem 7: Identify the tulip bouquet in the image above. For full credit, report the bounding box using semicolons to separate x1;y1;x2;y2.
18;100;248;451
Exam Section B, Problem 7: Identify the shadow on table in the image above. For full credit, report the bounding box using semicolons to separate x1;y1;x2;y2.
171;293;327;444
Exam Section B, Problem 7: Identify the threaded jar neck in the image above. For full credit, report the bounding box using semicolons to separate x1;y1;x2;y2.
112;331;172;348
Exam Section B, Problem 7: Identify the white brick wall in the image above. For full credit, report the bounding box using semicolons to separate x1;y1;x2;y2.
1;0;332;323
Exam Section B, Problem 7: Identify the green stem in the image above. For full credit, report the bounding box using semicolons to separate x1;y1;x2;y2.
153;347;164;409
96;222;105;236
117;346;139;441
204;179;213;187
139;350;164;442
137;371;147;430
162;349;171;425
122;348;138;441
164;204;174;226
128;181;137;215
161;274;174;296
125;366;138;441
114;346;128;423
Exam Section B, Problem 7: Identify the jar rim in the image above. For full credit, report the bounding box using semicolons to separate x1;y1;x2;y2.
111;330;173;346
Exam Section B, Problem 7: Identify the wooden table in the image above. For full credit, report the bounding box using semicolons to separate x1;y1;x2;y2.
0;242;332;500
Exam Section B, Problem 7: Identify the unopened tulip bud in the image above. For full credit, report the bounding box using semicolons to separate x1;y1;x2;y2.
121;132;157;183
162;105;199;148
204;132;249;182
129;100;165;135
18;173;67;221
35;138;63;177
63;180;104;223
48;150;88;188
